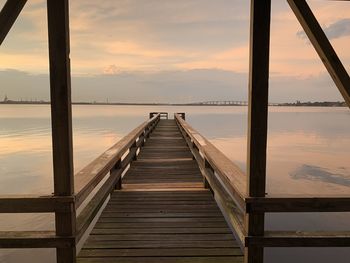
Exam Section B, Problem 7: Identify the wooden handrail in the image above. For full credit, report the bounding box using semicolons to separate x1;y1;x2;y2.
175;113;350;250
246;196;350;213
175;113;247;246
74;114;160;208
175;113;247;207
0;113;160;250
0;195;74;213
247;231;350;247
0;231;74;248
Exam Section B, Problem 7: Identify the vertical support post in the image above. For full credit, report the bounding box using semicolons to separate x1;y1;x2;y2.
245;0;271;262
47;1;75;262
112;159;122;190
131;140;137;161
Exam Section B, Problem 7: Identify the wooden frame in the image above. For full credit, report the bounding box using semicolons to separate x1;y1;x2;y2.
0;0;349;262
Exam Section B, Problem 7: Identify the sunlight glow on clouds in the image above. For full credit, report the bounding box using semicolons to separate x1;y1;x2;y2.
0;0;349;102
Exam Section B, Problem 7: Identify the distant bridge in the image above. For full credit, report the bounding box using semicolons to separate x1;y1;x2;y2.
191;100;280;106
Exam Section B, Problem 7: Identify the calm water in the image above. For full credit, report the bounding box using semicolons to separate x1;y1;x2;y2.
0;105;349;262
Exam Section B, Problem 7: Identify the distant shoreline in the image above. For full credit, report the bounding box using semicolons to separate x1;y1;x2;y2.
0;101;347;107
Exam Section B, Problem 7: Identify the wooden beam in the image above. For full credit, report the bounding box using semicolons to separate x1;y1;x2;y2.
246;196;350;213
47;0;75;262
0;195;74;213
0;231;74;248
287;0;350;108
0;0;27;45
246;231;350;247
246;0;271;262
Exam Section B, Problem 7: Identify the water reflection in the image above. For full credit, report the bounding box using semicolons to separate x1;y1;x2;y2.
0;105;349;262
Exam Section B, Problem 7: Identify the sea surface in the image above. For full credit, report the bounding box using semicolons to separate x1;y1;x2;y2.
0;104;349;262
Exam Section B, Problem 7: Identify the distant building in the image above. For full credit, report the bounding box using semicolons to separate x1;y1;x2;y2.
3;95;8;102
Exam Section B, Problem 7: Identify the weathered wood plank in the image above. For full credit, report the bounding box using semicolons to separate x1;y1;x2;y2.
77;256;243;263
84;240;238;249
246;231;350;247
0;195;74;213
79;247;242;257
87;233;237;242
0;231;74;248
246;196;350;213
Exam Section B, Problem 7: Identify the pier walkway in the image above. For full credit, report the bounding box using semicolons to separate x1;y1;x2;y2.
77;119;243;262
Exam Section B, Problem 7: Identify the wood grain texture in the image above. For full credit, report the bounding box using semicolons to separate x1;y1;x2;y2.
245;1;271;261
47;0;75;261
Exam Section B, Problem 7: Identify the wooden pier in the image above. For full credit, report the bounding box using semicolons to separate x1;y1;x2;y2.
77;119;243;262
1;0;350;263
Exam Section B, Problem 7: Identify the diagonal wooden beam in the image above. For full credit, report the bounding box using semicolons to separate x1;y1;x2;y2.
287;0;350;108
0;0;27;45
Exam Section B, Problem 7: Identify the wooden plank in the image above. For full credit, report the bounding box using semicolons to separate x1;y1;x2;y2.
77;256;243;263
91;228;232;235
87;233;237;242
0;231;74;248
246;231;350;247
246;196;350;213
100;212;224;218
287;0;350;107
79;248;242;257
245;0;271;262
83;240;238;249
0;0;27;45
0;195;74;213
47;0;75;262
98;217;226;223
93;221;228;229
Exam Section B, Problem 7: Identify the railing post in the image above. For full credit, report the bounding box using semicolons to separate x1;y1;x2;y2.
131;140;137;161
245;0;271;263
204;159;213;192
47;0;76;262
112;158;122;190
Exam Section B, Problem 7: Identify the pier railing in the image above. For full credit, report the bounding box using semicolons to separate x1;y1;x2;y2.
175;113;350;250
0;113;160;250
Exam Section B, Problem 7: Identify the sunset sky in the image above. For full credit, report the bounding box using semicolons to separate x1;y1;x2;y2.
0;0;349;103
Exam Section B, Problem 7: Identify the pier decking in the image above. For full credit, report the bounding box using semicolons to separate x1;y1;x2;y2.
77;119;243;262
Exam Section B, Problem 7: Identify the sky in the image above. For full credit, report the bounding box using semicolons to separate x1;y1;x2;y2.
0;0;349;103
